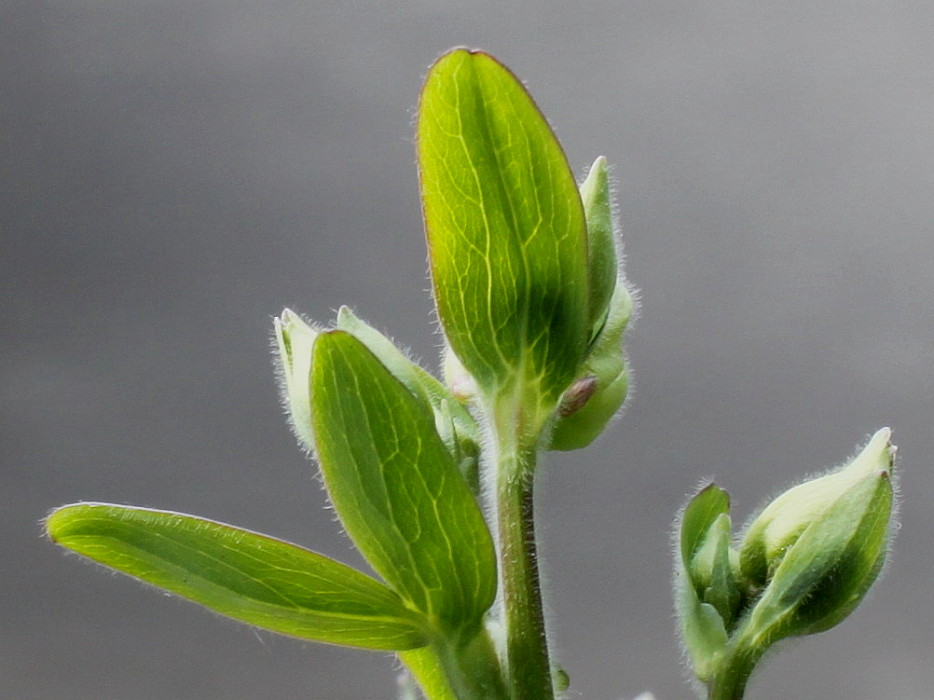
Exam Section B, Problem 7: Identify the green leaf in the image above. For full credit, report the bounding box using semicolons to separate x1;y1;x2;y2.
335;306;481;489
46;503;427;651
674;484;732;681
692;513;741;630
311;330;497;629
579;155;619;336
417;49;590;405
680;484;731;569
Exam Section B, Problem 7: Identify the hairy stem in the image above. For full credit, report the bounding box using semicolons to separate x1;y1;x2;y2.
490;397;554;700
707;643;760;700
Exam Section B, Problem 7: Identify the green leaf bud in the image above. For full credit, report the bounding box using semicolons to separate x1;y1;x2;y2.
579;155;619;338
736;428;896;645
548;158;634;450
739;427;896;588
674;484;733;681
274;308;320;451
690;513;742;631
678;430;899;698
548;282;633;450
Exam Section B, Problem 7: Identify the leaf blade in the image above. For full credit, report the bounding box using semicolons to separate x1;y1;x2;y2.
311;330;497;629
47;503;427;651
417;48;590;403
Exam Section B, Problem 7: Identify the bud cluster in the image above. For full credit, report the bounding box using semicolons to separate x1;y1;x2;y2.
675;429;898;698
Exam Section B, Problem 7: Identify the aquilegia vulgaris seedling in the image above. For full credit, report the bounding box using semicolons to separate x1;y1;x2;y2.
47;48;898;700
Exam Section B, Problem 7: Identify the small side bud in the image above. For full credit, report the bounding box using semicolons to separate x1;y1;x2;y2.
557;374;598;417
442;344;478;403
548;283;633;451
675;431;899;697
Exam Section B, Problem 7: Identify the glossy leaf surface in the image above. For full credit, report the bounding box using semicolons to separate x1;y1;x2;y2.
311;330;497;628
46;503;427;650
418;49;590;404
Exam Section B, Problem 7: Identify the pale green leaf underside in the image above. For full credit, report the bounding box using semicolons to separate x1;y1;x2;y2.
418;49;590;401
46;503;426;651
311;330;497;628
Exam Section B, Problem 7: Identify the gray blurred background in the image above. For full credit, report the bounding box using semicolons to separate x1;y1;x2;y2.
5;2;934;698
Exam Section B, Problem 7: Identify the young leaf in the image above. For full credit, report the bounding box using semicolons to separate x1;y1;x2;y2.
417;48;590;405
674;484;733;681
311;330;497;629
46;503;428;651
335;306;481;487
274;308;320;452
680;484;731;569
579;155;620;336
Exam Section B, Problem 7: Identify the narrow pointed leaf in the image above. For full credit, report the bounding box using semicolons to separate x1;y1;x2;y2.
311;330;497;628
418;48;590;403
46;503;427;651
674;485;732;680
579;155;619;335
694;513;741;629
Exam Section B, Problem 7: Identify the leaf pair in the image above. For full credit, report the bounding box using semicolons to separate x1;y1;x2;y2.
48;314;498;652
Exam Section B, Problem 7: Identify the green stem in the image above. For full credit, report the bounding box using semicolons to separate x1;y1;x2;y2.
435;626;510;700
707;644;760;700
399;625;508;700
491;400;554;700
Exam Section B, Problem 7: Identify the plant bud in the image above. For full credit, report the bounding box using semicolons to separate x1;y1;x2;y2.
689;513;742;630
737;428;897;643
740;428;895;587
674;484;733;682
579;156;619;337
548;283;633;451
274;308;320;451
441;344;479;403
